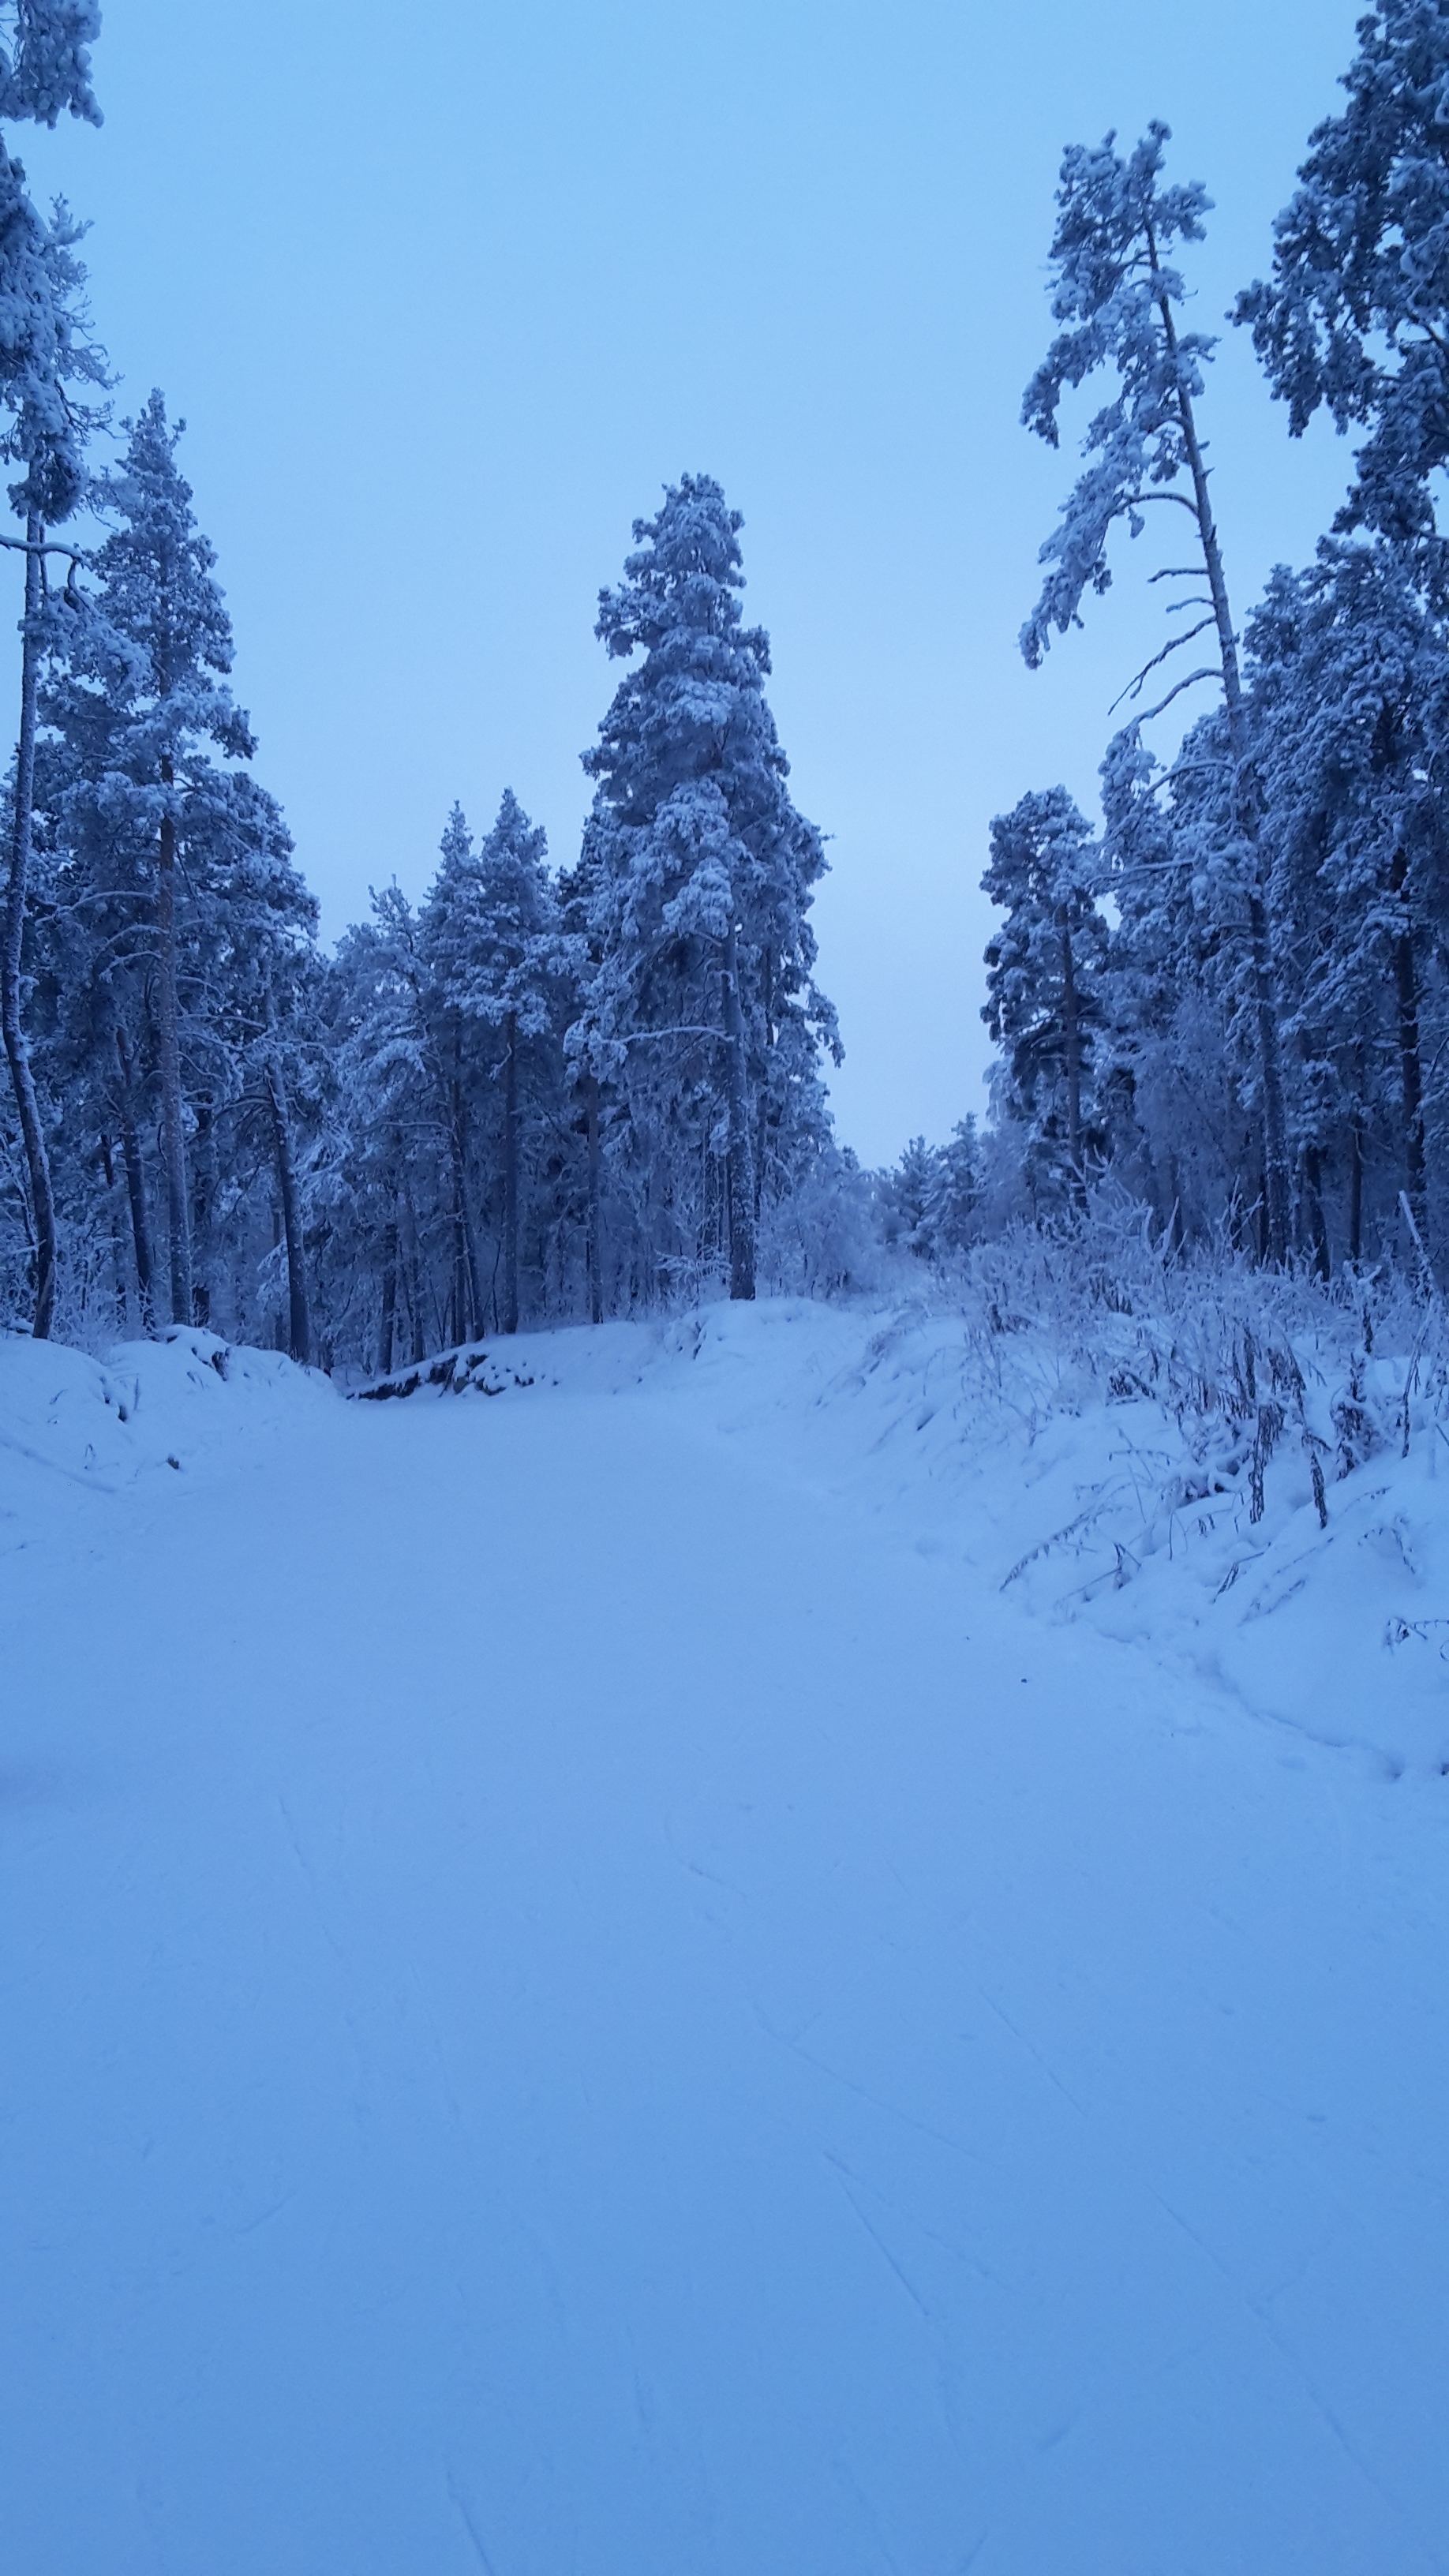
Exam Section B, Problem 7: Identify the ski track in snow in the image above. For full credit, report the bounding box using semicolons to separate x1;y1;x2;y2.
2;1304;1447;2574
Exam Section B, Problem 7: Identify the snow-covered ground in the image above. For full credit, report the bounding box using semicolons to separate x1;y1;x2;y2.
3;1301;1447;2573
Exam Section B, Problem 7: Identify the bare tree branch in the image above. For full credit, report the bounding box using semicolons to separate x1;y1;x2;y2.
1110;620;1215;715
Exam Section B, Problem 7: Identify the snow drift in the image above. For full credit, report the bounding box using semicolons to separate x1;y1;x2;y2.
0;1327;328;1547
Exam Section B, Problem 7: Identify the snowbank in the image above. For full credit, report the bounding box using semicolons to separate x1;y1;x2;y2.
358;1288;1449;1781
0;1327;331;1553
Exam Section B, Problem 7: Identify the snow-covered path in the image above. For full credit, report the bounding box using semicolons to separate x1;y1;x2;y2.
4;1332;1447;2574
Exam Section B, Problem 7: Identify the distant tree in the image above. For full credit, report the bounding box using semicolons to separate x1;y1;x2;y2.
436;788;560;1336
879;1124;980;1264
880;1136;937;1256
417;792;563;1337
320;886;444;1365
1020;122;1291;1257
983;788;1108;1211
416;807;488;1341
927;1118;980;1254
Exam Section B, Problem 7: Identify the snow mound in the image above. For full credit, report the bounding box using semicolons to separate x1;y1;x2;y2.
768;1300;1449;1782
0;1327;331;1551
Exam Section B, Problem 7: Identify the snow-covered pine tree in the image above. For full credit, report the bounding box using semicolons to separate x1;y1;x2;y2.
573;475;838;1305
1093;719;1241;1245
315;796;570;1364
0;21;104;1330
925;1118;980;1256
34;683;320;1348
982;788;1108;1212
1244;543;1449;1267
1237;0;1449;567
1020;123;1291;1258
0;158;104;1334
319;884;444;1368
425;788;561;1336
196;769;320;1357
47;392;255;1327
416;807;489;1343
879;1136;938;1258
876;1124;979;1263
554;843;605;1322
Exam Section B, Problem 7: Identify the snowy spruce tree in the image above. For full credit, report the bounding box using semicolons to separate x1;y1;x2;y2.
982;788;1108;1212
416;807;492;1346
38;392;326;1342
318;884;443;1367
878;1122;979;1262
572;474;838;1304
427;788;562;1336
316;796;571;1361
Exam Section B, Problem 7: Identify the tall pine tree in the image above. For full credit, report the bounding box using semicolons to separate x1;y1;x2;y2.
573;474;837;1303
1021;124;1291;1257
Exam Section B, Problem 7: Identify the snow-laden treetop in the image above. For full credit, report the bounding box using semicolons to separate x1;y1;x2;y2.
0;2;99;129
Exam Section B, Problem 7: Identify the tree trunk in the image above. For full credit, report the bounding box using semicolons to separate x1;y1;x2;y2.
380;1216;399;1374
2;514;57;1337
585;1071;603;1325
1301;1144;1331;1283
503;1007;520;1335
155;753;193;1324
448;1054;482;1341
99;1133;129;1325
755;949;774;1223
264;1032;310;1367
114;1022;155;1328
1389;851;1428;1239
1155;1154;1181;1262
1151;257;1290;1263
1349;1043;1365;1267
402;1177;426;1361
1058;907;1087;1211
450;1208;468;1347
723;919;756;1301
190;1092;215;1327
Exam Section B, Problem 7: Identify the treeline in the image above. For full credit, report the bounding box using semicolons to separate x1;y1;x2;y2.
7;2;1449;1362
972;7;1449;1279
0;13;843;1363
3;421;841;1360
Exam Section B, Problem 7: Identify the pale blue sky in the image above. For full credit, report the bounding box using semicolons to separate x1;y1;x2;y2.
22;0;1362;1163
